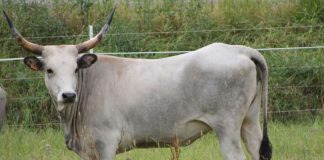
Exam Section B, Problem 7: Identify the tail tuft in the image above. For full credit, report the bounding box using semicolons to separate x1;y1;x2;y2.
259;132;272;160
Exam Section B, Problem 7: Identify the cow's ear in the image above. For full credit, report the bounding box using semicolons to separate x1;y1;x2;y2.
77;54;97;68
23;56;43;71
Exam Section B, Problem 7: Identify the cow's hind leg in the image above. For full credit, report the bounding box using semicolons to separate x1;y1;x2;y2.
213;122;246;160
241;117;262;160
241;87;262;160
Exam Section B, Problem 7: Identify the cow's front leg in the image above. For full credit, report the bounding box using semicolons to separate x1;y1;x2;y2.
80;129;120;160
93;130;121;160
94;138;118;160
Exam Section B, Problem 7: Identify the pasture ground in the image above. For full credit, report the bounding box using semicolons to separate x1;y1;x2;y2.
0;120;323;160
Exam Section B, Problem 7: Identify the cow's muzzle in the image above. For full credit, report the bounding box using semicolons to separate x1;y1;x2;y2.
62;92;76;103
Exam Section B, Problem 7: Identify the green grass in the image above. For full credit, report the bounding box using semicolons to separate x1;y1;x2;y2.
0;120;323;160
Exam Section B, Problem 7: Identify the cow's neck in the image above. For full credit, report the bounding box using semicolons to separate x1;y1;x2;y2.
60;69;88;152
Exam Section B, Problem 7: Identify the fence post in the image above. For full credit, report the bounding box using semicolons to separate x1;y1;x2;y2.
89;25;94;54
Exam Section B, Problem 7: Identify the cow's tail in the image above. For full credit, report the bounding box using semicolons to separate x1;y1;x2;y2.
249;49;272;160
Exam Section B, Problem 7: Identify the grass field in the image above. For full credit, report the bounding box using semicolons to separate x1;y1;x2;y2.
0;120;323;160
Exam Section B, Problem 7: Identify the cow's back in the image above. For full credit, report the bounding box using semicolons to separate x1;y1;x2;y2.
0;87;6;132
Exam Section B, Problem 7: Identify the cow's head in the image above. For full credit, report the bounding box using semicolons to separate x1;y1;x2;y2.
3;8;115;111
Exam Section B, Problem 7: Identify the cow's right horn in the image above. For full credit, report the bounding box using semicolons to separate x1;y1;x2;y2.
3;11;44;55
76;6;116;53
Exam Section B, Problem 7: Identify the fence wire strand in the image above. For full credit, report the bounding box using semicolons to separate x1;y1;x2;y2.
269;108;324;114
6;84;324;100
0;45;324;62
1;64;323;81
5;108;323;128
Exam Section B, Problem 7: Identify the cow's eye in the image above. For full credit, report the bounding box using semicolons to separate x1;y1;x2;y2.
47;69;54;74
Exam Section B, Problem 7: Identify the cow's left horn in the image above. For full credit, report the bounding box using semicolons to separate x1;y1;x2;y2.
76;7;116;53
3;11;44;55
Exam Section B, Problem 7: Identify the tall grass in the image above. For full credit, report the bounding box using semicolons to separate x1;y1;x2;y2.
0;0;323;125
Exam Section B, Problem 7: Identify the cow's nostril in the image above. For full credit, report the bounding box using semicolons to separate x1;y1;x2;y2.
62;93;68;99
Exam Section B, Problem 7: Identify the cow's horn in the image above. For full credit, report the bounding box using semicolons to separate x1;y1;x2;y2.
3;11;44;55
76;7;116;53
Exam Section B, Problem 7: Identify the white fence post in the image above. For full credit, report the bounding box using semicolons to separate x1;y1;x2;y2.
89;25;94;54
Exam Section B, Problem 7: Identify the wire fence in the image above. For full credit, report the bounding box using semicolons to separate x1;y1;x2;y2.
1;45;324;62
1;44;323;127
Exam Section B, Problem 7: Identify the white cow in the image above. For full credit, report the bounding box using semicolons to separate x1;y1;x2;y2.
4;8;272;160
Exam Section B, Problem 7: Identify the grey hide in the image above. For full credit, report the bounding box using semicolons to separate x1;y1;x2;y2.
0;87;6;132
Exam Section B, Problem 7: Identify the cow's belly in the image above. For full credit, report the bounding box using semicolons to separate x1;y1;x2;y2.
124;119;212;149
174;119;212;146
